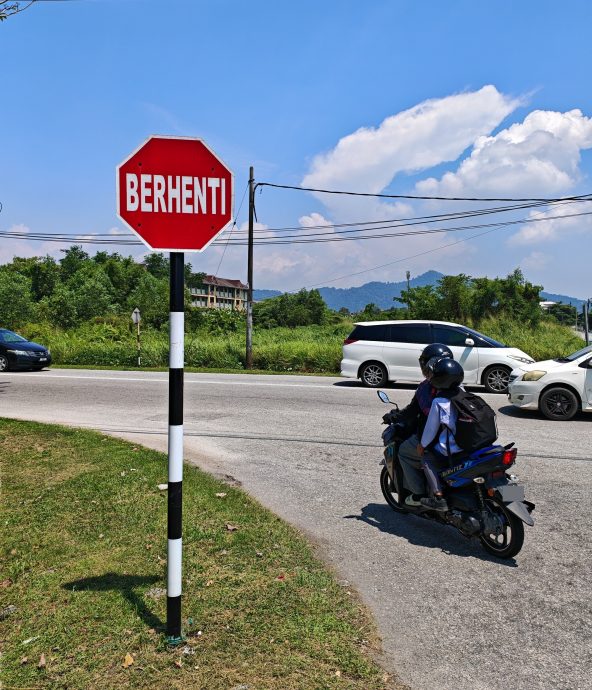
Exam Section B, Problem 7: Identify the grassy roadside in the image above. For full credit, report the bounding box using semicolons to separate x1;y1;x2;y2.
21;317;585;375
0;419;399;690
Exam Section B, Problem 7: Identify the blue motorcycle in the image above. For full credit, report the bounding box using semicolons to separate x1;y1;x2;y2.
377;391;535;559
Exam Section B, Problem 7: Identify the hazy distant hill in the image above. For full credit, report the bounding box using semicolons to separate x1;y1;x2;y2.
253;270;586;311
539;291;585;310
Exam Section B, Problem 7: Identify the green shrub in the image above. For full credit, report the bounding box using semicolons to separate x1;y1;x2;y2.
17;315;584;373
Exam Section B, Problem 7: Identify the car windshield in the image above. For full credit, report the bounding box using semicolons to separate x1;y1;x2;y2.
554;344;592;362
463;326;505;347
0;329;27;343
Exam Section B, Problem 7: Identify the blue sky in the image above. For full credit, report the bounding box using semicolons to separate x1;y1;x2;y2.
2;0;592;297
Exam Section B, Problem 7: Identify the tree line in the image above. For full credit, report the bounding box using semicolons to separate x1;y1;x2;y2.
0;247;207;330
0;249;585;332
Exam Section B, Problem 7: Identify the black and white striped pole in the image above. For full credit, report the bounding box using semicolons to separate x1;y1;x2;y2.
116;135;234;644
167;251;184;643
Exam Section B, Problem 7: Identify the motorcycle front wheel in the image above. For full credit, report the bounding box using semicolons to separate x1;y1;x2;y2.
380;466;407;513
479;498;524;559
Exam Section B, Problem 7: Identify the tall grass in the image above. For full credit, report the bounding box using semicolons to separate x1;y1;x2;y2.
20;316;583;373
477;317;584;362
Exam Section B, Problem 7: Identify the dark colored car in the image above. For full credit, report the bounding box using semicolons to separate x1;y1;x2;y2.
0;329;52;371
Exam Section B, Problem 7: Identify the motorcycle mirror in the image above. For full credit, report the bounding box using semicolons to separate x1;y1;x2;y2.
377;390;391;404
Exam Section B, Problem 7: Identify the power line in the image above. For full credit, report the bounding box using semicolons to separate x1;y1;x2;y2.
305;225;518;289
214;181;249;276
2;206;590;247
233;196;592;235
209;209;592;246
256;182;592;203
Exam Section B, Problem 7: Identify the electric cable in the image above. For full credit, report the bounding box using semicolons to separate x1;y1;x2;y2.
214;180;249;276
256;182;592;203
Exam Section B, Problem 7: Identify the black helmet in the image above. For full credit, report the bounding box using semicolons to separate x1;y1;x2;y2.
429;358;464;391
419;343;453;372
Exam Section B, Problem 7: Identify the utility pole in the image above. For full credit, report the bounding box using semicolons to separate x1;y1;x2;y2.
585;300;590;346
246;167;254;369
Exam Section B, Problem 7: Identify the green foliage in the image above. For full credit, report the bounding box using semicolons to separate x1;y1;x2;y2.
45;284;79;329
547;302;577;325
59;245;90;281
254;289;329;328
125;272;170;329
476;316;583;362
0;268;34;328
397;269;543;325
186;307;245;335
359;302;382;319
30;256;59;300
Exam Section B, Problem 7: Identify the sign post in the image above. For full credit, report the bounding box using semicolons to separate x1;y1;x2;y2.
117;136;233;643
131;307;141;366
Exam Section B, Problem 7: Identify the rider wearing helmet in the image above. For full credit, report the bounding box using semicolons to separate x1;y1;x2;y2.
417;358;465;511
396;343;453;507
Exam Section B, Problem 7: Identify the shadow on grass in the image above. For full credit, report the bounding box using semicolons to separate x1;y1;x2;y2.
344;502;518;567
62;573;164;630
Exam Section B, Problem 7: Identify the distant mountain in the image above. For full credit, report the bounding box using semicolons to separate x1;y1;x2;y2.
254;270;586;312
317;270;443;311
540;291;585;310
253;289;282;301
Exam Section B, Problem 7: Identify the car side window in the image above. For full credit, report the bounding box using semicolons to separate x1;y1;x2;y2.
432;326;470;347
352;325;388;341
388;324;431;344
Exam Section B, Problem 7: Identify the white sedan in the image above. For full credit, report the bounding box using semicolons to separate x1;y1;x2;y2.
508;344;592;420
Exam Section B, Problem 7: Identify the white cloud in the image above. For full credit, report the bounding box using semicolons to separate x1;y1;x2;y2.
521;251;549;271
509;201;592;245
302;85;521;219
298;212;331;228
272;85;522;288
202;90;592;292
417;109;592;198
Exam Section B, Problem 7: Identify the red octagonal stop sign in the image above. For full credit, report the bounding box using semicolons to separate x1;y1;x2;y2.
117;135;234;252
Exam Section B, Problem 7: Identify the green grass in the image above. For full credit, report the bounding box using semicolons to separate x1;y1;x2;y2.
475;317;584;362
0;419;399;690
20;317;584;375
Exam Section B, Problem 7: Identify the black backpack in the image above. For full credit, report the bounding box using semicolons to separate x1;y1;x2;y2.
447;389;498;451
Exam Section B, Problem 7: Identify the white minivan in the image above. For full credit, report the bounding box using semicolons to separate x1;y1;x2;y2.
340;320;534;393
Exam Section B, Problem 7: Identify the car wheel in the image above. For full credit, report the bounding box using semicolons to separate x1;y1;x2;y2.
360;362;387;388
0;355;9;372
483;365;511;393
539;387;579;421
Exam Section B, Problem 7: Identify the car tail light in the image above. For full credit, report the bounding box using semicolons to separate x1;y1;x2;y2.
502;448;517;466
343;338;359;345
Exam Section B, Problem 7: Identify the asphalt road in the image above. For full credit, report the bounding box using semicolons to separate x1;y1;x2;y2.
1;369;591;690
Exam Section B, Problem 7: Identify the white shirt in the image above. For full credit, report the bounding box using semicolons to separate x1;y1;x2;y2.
421;396;462;456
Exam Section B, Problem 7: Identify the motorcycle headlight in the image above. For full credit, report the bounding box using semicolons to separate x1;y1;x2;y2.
523;370;547;381
8;349;29;356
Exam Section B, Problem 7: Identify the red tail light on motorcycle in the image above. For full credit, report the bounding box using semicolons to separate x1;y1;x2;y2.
502;448;517;466
343;338;359;345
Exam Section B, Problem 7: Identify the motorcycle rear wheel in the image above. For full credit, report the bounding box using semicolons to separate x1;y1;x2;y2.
380;466;407;513
479;498;524;559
